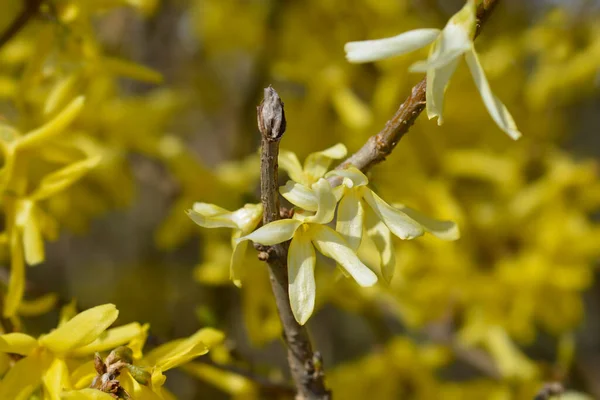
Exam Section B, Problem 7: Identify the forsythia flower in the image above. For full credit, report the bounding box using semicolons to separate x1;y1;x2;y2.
279;143;347;186
328;167;459;281
344;0;522;140
237;178;377;324
0;304;143;399
282;166;459;284
187;203;263;286
0;97;100;317
188;144;461;325
116;328;225;399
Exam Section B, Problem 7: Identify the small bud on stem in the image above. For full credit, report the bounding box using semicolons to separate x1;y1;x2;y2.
258;86;286;141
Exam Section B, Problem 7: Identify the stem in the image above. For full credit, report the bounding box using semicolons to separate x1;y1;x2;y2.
336;0;501;175
0;0;44;50
257;86;330;399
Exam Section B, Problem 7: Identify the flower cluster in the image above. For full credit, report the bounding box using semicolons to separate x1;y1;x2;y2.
188;144;459;324
0;303;224;399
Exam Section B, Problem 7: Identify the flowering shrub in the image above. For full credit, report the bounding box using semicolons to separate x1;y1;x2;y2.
0;0;598;399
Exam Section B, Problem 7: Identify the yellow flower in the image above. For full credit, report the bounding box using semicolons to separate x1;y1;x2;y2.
187;203;263;287
279;143;347;186
0;304;144;399
283;167;459;282
344;0;521;139
238;178;377;325
0;97;100;317
117;328;225;399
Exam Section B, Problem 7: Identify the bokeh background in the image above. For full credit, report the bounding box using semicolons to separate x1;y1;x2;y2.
1;0;600;398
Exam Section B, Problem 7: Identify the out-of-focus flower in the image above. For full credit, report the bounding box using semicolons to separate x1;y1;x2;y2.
116;328;225;399
344;0;521;140
0;304;144;399
187;203;263;286
0;97;100;317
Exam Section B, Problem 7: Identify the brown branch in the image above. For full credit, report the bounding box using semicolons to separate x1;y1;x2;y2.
337;0;501;174
257;86;330;399
0;0;44;50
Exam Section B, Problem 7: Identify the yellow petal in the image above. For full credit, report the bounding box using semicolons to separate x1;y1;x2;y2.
143;328;224;372
18;293;59;317
4;231;25;317
70;322;145;357
17;97;85;150
30;157;101;201
70;360;96;389
278;150;305;184
362;189;424;240
391;203;459;241
296;179;336;225
331;87;373;129
61;388;117;400
303;144;347;183
239;219;302;246
16;200;45;265
127;323;150;360
103;57;163;84
288;233;316;325
227;204;263;234
59;299;78;327
44;74;80;117
186;205;238;229
0;333;38;355
410;25;470;72
39;304;119;354
310;224;377;287
325;166;369;188
150;368;167;393
345;29;440;63
0;351;49;400
425;55;459;125
192;202;230;216
230;237;247;287
118;369;161;400
43;357;71;400
336;190;364;251
365;208;396;283
464;47;522;140
485;327;537;379
280;180;319;212
410;0;475;72
182;362;258;397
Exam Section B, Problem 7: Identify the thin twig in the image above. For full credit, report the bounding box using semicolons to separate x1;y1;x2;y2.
0;0;45;50
336;0;501;175
257;86;330;399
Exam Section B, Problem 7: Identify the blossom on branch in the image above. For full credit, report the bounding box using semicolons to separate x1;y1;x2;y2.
238;178;377;325
344;0;522;140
